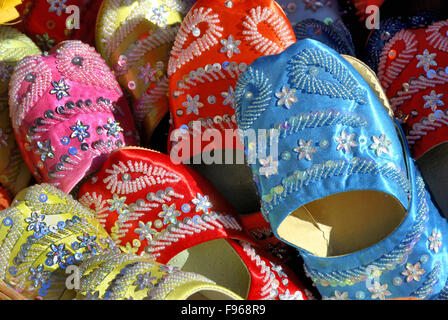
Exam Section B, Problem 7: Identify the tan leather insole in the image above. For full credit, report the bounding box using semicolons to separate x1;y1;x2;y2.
168;239;251;299
278;191;405;257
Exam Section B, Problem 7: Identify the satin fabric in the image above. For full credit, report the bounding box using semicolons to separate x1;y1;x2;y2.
77;147;309;300
234;38;448;299
8;40;138;193
235;39;408;226
14;0;102;50
277;0;343;26
377;20;448;159
364;13;438;73
95;0;190;140
167;0;296;162
303;138;448;300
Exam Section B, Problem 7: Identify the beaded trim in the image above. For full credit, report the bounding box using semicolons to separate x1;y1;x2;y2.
172;62;246;100
103;0;153;60
168;7;224;76
261;157;410;215
234;66;273;131
304;176;428;288
79;252;215;300
411;263;441;299
144;211;242;259
9;55;52;128
55;41;121;94
287;48;367;105
389;69;448;110
102;159;181;195
377;29;418;91
241;240;303;300
273;109;368;138
242;6;295;56
116;27;180;77
134;76;169;124
426;21;448;53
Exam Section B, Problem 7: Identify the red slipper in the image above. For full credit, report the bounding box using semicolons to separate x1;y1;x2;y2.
77;147;310;300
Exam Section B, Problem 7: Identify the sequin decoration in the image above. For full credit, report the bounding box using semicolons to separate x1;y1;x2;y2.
416;49;437;72
293;140;317;161
335;130;358;153
275;86;297;109
49;78;70;100
70;121;90;142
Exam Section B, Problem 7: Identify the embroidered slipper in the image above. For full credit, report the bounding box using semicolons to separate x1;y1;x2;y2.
364;13;438;73
377;20;448;218
0;26;40;196
8;40;139;194
277;0;344;26
0;183;115;300
77;147;310;300
294;18;356;56
234;38;448;299
76;252;243;300
14;0;103;51
95;0;191;140
167;0;295;163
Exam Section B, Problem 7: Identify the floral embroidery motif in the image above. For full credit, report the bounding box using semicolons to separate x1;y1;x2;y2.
107;194;132;221
370;134;392;156
259;156;278;178
76;233;98;254
222;86;236;108
158;203;181;225
416;49;437;71
25;212;47;235
133;272;157;291
429;230;442;253
275;86;297;109
192;193;212;214
220;35;241;58
329;291;350;300
151;5;169;27
368;281;392;300
335;130;358;153
135;221;157;241
48;0;67;16
293;140;317;161
402;262;426;282
36;33;55;51
50;78;70;100
279;289;303;300
137;62;159;85
182;95;203;115
28;264;50;287
423;90;444;111
36;139;55;162
303;0;324;12
70;120;90;142
46;243;69;268
103;118;123;139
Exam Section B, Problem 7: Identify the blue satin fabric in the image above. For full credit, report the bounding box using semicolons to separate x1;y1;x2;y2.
302;145;448;300
234;39;448;299
277;0;342;26
364;13;438;72
294;19;356;56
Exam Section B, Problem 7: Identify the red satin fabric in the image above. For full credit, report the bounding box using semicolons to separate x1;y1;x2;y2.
77;147;309;300
16;0;102;49
378;21;448;159
167;0;296;162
